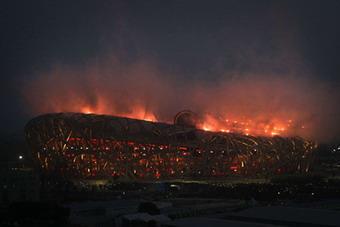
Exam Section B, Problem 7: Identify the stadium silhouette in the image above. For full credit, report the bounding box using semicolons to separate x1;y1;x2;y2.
25;112;316;181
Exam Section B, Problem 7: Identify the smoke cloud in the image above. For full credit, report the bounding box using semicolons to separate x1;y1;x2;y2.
22;55;339;142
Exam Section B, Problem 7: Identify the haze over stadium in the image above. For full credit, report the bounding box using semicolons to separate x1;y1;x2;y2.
23;57;339;141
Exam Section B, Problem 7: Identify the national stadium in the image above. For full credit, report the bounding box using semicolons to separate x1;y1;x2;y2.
25;112;316;181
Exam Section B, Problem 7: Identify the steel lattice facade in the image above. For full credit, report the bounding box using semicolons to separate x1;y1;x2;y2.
25;113;316;180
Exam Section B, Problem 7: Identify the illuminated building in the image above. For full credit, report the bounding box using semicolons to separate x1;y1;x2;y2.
25;113;316;180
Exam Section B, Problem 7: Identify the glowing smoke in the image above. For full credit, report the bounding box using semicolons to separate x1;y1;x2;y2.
22;57;339;142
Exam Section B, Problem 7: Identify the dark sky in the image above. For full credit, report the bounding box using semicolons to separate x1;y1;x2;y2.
1;0;340;138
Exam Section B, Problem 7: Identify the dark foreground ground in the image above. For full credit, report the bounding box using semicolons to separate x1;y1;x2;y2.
2;174;340;227
1;133;340;226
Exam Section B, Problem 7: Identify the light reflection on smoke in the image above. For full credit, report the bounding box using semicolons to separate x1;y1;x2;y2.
23;59;339;141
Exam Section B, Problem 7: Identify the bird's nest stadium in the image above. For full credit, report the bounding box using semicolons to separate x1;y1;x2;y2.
25;112;316;181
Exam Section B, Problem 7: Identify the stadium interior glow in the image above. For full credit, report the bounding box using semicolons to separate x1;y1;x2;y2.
25;113;316;180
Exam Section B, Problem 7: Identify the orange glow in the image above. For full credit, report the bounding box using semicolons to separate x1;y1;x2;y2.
81;106;94;114
122;106;157;122
76;104;303;137
202;126;211;131
30;82;305;138
196;114;302;137
79;103;157;122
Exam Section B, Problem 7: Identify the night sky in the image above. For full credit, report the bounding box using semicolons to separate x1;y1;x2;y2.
1;0;340;141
